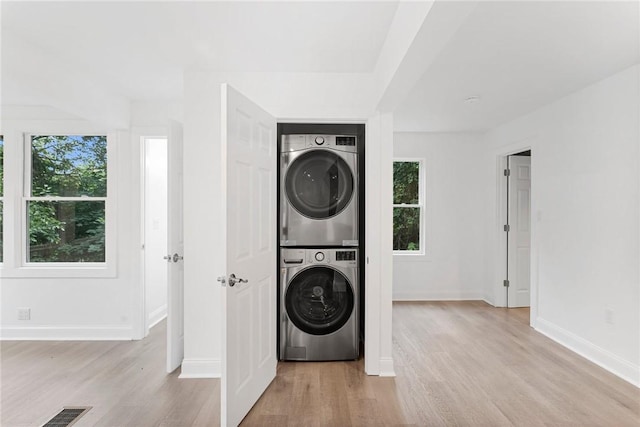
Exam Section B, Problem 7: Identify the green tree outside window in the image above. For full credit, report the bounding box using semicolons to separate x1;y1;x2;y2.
27;135;107;263
393;161;422;252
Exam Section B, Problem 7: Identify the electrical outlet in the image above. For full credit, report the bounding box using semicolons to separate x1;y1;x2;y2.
17;308;31;321
604;308;614;325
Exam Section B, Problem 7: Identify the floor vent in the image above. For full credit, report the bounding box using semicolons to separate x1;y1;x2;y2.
42;407;91;427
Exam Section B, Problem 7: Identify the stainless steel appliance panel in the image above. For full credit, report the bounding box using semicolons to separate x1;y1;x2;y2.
280;135;358;247
280;248;359;361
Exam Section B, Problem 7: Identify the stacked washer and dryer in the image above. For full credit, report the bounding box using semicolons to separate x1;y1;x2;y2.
279;134;360;361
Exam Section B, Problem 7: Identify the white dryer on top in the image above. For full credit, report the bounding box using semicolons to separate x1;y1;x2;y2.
280;134;358;247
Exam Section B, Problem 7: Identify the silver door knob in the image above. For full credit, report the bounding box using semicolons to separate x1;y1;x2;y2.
228;273;248;287
172;253;183;263
217;276;226;286
163;254;172;262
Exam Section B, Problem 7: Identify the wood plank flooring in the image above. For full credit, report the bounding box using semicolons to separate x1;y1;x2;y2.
2;301;639;426
390;301;640;426
0;322;219;426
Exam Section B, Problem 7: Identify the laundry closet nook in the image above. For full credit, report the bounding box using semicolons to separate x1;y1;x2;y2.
277;123;366;362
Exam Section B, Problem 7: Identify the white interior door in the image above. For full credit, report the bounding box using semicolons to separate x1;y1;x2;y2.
167;120;185;373
221;84;277;427
507;155;531;308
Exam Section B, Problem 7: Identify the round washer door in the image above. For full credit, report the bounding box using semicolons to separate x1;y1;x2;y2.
284;150;354;219
285;266;354;336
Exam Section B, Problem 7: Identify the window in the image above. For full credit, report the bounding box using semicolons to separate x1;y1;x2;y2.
25;135;107;263
0;135;4;263
393;160;424;253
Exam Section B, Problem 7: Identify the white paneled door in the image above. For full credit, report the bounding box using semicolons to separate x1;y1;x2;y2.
507;155;531;308
167;120;185;373
220;84;277;427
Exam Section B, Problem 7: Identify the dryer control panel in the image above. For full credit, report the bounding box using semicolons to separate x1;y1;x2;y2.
281;134;358;153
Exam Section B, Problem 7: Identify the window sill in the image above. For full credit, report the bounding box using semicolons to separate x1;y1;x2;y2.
393;252;431;262
0;264;116;279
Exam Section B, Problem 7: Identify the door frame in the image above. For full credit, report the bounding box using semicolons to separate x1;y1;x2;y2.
134;128;171;340
140;135;170;337
493;138;537;326
274;115;394;376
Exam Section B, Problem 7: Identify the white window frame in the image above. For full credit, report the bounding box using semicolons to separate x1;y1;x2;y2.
0;135;4;265
0;131;117;278
392;158;426;257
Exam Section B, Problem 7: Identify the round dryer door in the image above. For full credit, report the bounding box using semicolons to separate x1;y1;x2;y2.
285;266;355;336
284;150;354;219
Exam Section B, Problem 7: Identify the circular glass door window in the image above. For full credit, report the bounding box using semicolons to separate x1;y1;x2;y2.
285;266;354;336
284;150;354;219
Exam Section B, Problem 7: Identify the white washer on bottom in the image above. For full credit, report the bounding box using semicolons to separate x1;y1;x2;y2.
280;248;359;361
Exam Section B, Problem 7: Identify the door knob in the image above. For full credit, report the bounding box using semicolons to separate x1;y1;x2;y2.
163;254;172;262
172;253;183;263
228;273;248;287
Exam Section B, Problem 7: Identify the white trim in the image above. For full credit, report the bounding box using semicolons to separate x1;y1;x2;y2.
481;297;495;307
535;318;640;388
393;291;487;301
0;266;117;278
1;132;117;278
148;305;167;330
378;357;396;377
492;138;535;313
137;134;147;339
378;113;395;377
0;130;22;272
23;197;107;202
179;358;221;378
0;196;3;265
276;117;368;124
364;115;381;375
132;128;168;340
0;325;133;341
137;131;170;340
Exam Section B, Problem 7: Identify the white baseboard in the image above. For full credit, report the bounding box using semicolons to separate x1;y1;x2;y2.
535;318;640;388
0;325;133;341
148;305;167;330
180;358;221;378
393;291;486;301
481;295;495;306
378;357;396;377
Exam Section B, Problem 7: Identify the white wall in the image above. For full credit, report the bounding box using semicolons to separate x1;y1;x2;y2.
0;106;141;339
144;138;168;330
393;132;490;301
486;64;640;386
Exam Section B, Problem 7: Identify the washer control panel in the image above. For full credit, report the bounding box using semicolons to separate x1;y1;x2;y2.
309;250;329;264
335;250;356;261
280;135;358;153
281;248;358;267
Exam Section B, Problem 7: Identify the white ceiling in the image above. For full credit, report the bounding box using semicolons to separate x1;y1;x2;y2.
393;0;640;132
2;1;639;132
2;1;398;100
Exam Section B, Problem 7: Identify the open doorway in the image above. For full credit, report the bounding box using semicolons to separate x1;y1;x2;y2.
140;128;185;374
505;150;531;308
142;137;169;335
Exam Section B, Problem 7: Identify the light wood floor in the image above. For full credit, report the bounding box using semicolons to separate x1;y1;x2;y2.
2;302;639;426
390;302;640;426
1;322;219;426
